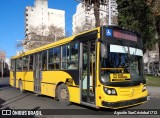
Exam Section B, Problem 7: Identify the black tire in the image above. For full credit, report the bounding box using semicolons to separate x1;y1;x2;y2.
57;83;70;106
55;86;59;101
18;80;24;93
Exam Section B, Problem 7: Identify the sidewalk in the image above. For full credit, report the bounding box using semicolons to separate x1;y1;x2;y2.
147;86;160;98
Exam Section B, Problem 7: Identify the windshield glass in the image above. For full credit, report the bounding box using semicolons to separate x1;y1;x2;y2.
100;44;144;84
101;52;129;73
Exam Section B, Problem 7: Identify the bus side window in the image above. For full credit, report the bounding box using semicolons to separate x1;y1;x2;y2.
68;43;79;69
11;60;14;71
29;55;33;71
16;58;22;71
48;48;54;70
62;45;68;69
42;51;47;70
22;56;29;71
53;47;60;69
48;47;60;70
11;60;16;71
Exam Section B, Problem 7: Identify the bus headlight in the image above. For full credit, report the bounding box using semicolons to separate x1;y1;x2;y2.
103;87;117;95
112;89;116;94
142;85;146;92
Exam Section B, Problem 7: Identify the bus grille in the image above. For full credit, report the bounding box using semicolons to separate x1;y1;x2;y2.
118;87;141;96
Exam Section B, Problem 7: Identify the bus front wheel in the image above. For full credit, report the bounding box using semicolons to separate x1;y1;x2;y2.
57;83;70;106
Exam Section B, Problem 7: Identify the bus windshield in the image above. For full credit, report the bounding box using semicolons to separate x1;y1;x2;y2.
100;44;144;85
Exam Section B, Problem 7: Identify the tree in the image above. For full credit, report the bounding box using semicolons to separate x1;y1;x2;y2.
81;0;100;27
147;0;160;69
73;24;94;35
82;0;107;27
17;25;64;50
117;0;156;52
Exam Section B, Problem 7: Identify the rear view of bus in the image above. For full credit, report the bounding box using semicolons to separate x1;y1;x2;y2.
97;26;149;109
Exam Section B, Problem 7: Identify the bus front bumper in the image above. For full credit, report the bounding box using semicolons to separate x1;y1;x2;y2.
102;96;149;109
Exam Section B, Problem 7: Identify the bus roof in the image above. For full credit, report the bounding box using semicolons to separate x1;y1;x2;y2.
11;27;100;59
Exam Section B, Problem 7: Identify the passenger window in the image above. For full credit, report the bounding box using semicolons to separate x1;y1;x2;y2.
22;56;29;71
68;43;79;69
62;42;79;70
48;47;60;70
16;58;22;71
53;47;60;69
11;60;15;71
62;45;69;69
42;51;47;70
29;55;34;71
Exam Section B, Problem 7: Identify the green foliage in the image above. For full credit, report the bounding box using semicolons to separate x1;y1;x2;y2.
146;75;160;86
117;0;156;52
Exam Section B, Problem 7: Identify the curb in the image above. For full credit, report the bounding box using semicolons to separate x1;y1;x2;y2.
148;92;160;98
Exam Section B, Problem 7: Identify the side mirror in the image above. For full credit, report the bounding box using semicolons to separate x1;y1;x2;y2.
101;43;108;58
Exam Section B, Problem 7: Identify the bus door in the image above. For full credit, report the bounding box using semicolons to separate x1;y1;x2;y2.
80;41;96;104
13;60;16;87
34;53;42;94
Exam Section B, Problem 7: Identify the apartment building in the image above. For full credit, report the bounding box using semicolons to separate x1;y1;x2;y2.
25;0;65;37
72;0;118;35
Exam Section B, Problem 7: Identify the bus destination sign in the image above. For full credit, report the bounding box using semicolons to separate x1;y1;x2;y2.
106;29;138;42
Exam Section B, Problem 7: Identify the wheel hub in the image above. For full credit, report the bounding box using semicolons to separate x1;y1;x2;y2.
60;89;68;100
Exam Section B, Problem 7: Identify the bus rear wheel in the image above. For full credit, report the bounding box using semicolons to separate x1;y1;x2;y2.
57;83;70;106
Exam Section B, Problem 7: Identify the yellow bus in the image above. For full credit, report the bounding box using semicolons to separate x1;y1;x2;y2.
10;26;149;109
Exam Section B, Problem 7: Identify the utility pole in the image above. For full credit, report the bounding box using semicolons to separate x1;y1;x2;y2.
109;0;111;25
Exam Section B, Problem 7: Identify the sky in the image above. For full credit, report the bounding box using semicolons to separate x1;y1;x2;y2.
0;0;78;59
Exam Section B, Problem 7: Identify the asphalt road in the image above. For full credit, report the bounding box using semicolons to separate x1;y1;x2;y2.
0;77;160;118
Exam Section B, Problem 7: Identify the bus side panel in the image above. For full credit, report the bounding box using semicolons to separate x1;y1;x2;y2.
41;71;76;98
16;72;25;88
24;72;34;92
68;86;80;104
10;71;14;86
41;83;56;97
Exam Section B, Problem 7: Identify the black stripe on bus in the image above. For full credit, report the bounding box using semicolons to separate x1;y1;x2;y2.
41;82;56;85
21;80;33;82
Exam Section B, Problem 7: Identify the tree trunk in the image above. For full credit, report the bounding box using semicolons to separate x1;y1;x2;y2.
158;36;160;71
155;16;160;70
147;50;151;73
94;2;100;27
